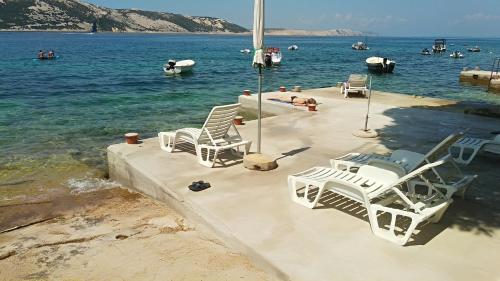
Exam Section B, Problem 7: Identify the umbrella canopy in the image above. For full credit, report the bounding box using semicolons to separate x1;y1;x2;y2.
252;0;265;67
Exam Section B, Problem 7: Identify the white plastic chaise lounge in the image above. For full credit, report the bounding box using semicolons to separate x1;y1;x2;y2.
342;74;368;98
288;157;452;245
449;134;500;165
158;103;251;167
331;133;477;199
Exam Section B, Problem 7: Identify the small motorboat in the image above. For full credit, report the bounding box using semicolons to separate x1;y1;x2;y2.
240;49;251;54
265;47;282;67
450;51;464;59
352;41;369;50
163;59;196;75
432;39;447;53
288;45;299;51
366;57;396;73
421;48;432;55
468;46;481;52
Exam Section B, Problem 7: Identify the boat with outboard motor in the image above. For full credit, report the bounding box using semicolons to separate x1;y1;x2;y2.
432;39;447;53
421;48;432;55
352;41;369;50
468;46;481;52
450;51;464;59
366;57;396;73
163;59;196;75
265;47;282;67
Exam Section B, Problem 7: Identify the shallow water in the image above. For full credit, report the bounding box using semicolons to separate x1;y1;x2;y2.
0;32;499;196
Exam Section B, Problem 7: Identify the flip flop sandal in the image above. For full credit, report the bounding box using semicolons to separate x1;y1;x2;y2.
188;180;211;192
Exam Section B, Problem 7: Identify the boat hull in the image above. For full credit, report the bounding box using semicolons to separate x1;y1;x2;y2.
365;57;396;73
367;62;395;73
163;60;195;75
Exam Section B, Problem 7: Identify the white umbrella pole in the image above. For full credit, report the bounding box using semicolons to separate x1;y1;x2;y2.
257;66;262;153
364;75;373;131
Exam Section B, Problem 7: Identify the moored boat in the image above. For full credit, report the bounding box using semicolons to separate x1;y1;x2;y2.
265;47;282;67
365;57;396;73
450;51;464;59
240;49;251;54
288;45;299;51
352;41;369;50
468;46;481;52
432;39;447;53
421;48;432;55
163;59;196;75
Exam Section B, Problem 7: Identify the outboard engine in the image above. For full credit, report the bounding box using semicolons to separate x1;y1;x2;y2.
167;59;176;70
265;54;272;67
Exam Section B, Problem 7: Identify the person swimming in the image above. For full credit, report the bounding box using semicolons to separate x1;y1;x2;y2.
38;50;45;60
47;50;55;59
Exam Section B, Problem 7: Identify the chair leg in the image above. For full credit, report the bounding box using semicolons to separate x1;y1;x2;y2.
368;205;421;246
158;132;176;152
197;146;219;168
288;177;324;209
428;201;451;223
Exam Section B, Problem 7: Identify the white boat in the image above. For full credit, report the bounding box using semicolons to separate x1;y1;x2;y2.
366;57;396;73
163;59;196;75
265;47;282;67
450;51;464;59
468;46;481;52
352;41;369;50
240;49;251;54
288;45;299;51
432;39;447;53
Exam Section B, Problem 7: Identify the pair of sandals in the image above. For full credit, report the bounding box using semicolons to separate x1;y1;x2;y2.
188;180;211;192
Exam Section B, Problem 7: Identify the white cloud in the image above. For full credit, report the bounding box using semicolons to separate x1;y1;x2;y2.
464;13;500;22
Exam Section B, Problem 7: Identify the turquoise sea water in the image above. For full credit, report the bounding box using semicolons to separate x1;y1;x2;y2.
1;32;499;193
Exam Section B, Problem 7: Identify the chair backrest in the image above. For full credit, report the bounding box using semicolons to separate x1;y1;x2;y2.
197;103;241;145
484;134;500;154
424;133;464;163
348;74;368;87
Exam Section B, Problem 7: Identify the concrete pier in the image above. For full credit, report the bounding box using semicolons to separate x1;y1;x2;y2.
108;87;500;281
459;69;500;92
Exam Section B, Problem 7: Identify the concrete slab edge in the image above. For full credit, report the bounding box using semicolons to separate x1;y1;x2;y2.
107;147;291;281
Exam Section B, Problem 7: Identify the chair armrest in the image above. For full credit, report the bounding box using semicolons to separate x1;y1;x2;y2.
367;159;406;177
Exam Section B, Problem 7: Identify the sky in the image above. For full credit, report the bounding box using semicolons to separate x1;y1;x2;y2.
86;0;500;37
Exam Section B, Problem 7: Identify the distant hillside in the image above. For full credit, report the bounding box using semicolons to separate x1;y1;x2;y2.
264;28;364;36
0;0;248;33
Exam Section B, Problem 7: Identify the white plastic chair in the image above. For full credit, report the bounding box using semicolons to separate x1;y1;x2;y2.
288;158;452;246
158;103;251;167
332;134;477;198
449;134;500;165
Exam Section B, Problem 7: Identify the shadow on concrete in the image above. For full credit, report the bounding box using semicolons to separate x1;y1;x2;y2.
172;142;246;168
276;147;311;161
372;102;500;241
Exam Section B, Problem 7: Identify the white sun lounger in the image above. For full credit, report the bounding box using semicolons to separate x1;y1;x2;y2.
288;158;452;245
342;74;368;98
158;103;251;167
331;134;477;199
449;134;500;165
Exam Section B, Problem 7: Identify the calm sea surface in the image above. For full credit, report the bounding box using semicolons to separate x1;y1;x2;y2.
1;32;499;196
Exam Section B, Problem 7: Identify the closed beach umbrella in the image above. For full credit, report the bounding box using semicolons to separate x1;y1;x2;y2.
253;0;265;153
